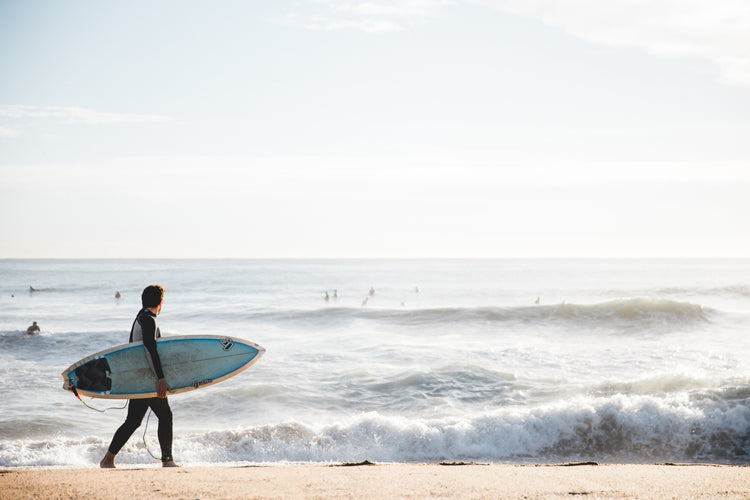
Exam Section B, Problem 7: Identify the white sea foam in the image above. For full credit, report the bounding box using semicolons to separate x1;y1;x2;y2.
3;391;749;468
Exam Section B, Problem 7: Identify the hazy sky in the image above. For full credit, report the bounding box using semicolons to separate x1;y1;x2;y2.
1;0;749;258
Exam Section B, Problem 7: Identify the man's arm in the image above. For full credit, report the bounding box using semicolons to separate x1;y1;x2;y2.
140;315;170;397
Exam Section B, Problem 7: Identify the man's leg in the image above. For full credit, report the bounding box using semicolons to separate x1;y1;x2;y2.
148;397;178;467
100;399;150;468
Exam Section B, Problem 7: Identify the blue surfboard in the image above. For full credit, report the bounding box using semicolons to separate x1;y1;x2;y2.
61;335;265;399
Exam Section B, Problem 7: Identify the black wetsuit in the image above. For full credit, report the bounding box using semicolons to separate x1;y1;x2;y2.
106;309;173;461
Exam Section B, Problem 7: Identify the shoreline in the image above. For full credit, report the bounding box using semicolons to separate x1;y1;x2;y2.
2;463;750;499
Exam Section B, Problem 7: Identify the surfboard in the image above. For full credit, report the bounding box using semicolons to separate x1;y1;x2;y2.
61;335;265;399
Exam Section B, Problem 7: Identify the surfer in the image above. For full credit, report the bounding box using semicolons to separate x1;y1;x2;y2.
26;321;40;335
100;285;178;468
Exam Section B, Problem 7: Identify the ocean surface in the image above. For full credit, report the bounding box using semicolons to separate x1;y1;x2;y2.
1;259;750;469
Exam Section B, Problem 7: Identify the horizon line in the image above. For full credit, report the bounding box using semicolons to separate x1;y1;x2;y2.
1;256;749;261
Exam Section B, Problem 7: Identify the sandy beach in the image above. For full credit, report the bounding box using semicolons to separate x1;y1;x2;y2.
2;463;749;499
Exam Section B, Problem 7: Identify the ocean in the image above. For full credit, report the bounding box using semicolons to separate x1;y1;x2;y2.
1;259;750;468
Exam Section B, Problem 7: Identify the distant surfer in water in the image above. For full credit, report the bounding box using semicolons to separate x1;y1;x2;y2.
100;285;178;468
26;321;40;335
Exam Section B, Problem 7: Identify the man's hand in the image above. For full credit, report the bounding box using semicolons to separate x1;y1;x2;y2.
157;378;171;398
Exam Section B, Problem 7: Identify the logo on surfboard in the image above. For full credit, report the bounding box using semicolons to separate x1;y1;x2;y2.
220;338;234;351
191;378;213;389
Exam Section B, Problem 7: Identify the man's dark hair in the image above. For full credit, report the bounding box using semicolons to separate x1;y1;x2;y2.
141;285;165;308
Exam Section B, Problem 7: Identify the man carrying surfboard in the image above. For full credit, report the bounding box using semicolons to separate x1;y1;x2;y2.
100;285;178;468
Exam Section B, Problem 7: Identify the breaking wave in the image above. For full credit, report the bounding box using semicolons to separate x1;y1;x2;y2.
5;390;749;468
246;297;712;331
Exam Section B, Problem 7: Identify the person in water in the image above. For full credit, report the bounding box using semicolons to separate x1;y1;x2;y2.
26;321;40;335
100;285;178;468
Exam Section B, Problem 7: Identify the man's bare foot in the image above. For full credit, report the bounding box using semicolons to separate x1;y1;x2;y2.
162;460;180;468
99;451;116;469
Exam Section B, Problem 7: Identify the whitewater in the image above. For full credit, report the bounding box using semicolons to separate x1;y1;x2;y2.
1;259;749;468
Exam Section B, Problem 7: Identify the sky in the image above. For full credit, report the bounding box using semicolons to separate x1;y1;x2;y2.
1;0;749;259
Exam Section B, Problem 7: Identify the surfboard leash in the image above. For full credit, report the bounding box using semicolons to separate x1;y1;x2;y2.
67;383;164;462
67;382;127;412
142;409;170;463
